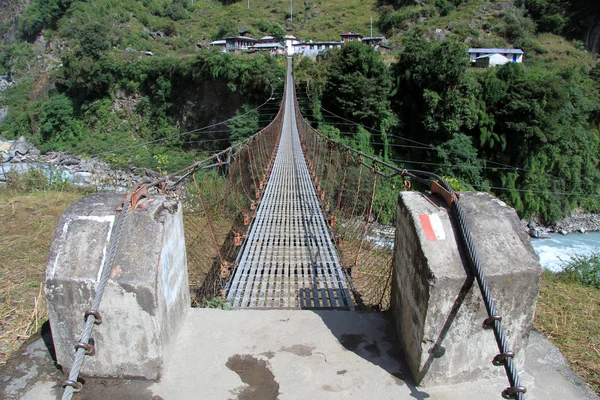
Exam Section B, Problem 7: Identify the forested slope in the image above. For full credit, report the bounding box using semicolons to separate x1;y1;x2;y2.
1;0;599;221
296;0;600;222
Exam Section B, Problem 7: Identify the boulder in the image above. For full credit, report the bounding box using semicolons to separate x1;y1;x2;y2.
529;226;550;239
10;136;35;156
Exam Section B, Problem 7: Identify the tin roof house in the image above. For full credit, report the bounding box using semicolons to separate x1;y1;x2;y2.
468;48;524;67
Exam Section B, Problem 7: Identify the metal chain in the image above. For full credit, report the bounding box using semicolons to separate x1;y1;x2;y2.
62;197;132;400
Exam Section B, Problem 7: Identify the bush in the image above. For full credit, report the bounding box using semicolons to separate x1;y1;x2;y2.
559;253;600;290
18;0;73;41
76;22;110;59
39;94;81;145
5;168;77;193
538;14;566;35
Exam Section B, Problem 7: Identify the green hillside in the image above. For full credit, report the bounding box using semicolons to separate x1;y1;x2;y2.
1;0;599;221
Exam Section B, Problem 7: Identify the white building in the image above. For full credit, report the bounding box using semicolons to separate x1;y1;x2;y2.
468;48;524;67
285;35;300;55
294;41;342;56
209;39;227;52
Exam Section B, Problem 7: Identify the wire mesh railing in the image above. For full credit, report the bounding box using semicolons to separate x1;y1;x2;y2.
293;84;402;311
182;92;285;307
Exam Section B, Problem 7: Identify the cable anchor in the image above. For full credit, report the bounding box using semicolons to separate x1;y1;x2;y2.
84;310;102;325
63;379;83;393
502;386;527;399
482;315;502;329
492;351;515;366
75;340;95;356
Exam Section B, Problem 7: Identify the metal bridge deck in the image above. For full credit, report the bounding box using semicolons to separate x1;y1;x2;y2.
226;63;354;310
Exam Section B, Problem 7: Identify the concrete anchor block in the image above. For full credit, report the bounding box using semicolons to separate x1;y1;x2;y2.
390;191;541;387
45;193;190;379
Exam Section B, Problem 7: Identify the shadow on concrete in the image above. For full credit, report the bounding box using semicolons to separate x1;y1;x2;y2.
312;310;431;400
40;321;58;366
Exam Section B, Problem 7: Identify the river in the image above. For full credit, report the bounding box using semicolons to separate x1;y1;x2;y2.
531;232;600;272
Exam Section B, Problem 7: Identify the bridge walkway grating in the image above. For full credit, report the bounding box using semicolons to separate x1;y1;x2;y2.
226;61;354;310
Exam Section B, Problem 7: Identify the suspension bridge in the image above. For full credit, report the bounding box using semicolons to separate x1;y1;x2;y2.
226;62;354;310
1;58;596;400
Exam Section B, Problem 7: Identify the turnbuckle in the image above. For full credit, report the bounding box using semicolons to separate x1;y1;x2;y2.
502;386;527;399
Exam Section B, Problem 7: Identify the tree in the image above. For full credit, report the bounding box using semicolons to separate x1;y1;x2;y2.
321;42;392;131
391;36;476;144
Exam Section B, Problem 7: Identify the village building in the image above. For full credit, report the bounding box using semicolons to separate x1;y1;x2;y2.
295;40;342;56
468;48;524;67
362;36;386;46
209;39;226;52
224;36;258;52
210;31;387;55
339;31;363;44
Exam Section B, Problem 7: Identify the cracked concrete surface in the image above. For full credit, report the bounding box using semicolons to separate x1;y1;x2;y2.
1;309;598;400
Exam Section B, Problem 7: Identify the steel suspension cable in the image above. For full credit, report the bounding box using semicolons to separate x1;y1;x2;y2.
61;197;132;400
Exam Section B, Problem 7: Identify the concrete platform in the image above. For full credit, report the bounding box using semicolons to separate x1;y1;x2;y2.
2;309;598;400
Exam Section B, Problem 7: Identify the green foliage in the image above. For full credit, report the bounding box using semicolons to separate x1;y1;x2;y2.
1;49;284;173
373;176;404;225
321;42;392;131
436;133;482;185
162;0;191;21
19;0;73;40
39;94;81;147
558;253;600;290
228;104;259;142
5;168;78;193
392;36;476;142
154;154;170;174
75;23;111;59
200;296;230;309
257;21;286;40
379;6;436;33
539;14;567;35
0;42;33;79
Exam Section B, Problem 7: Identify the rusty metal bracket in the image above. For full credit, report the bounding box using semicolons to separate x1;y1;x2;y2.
84;310;102;325
493;351;515;366
117;184;149;212
502;386;527;399
220;261;232;280
233;230;246;247
431;181;458;207
483;315;502;330
63;379;83;393
329;215;336;227
75;340;95;356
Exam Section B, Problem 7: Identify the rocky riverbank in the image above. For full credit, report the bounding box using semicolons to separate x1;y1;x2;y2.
524;213;600;238
1;136;159;191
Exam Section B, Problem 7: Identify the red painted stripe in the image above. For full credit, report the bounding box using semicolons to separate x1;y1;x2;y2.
419;214;437;241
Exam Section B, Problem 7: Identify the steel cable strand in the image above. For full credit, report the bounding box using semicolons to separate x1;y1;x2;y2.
62;197;132;400
451;201;524;399
425;175;524;400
